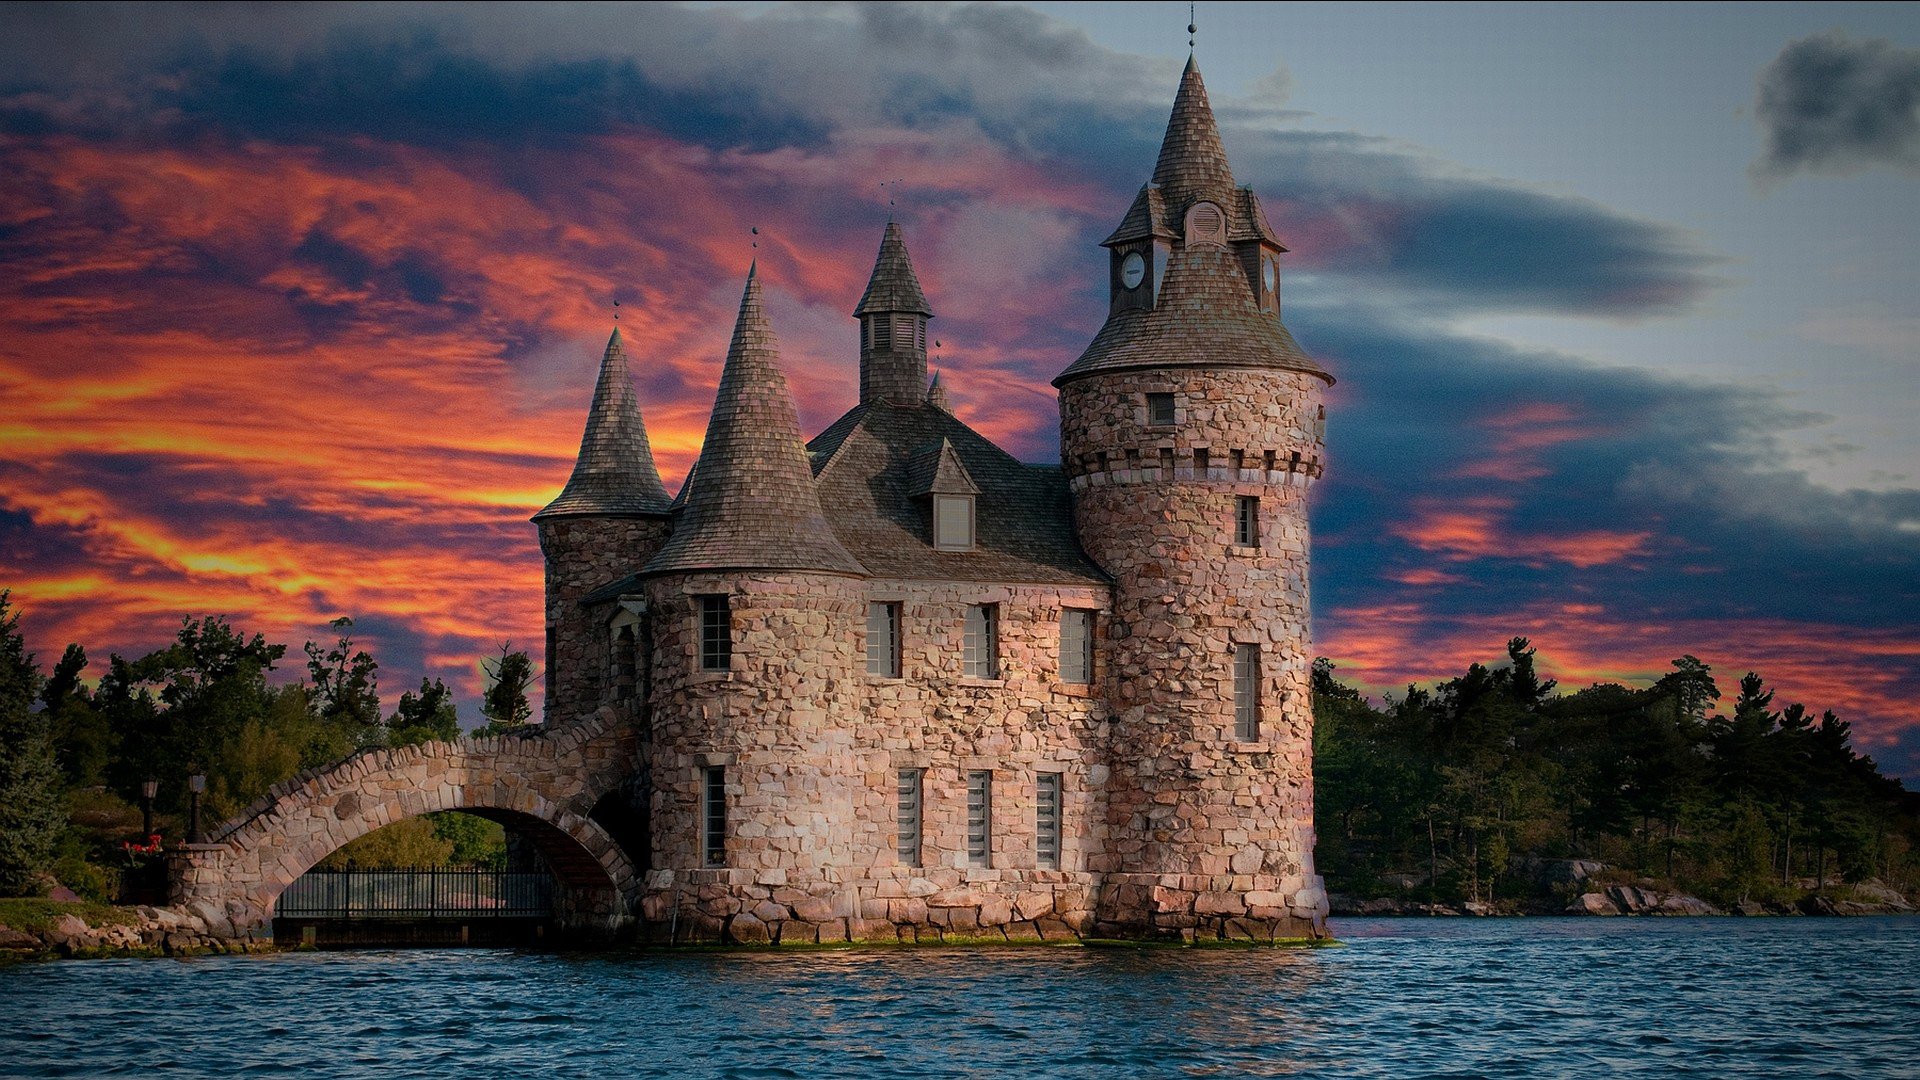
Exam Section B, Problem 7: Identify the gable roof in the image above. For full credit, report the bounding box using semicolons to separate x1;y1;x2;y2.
807;401;1107;585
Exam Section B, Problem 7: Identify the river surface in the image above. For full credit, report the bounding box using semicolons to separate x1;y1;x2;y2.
4;917;1916;1077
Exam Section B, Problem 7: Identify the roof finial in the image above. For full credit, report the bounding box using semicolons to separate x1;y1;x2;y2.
880;178;906;221
612;298;620;323
1188;2;1196;50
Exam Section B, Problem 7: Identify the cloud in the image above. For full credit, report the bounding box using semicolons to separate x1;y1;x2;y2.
1751;31;1920;183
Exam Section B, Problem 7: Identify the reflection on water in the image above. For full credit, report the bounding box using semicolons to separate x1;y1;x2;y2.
3;917;1915;1077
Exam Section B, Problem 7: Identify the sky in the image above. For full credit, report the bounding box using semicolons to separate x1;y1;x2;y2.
1;2;1916;777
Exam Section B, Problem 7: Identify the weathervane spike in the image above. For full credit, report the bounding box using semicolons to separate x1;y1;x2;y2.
1188;1;1196;49
750;225;759;250
613;298;620;323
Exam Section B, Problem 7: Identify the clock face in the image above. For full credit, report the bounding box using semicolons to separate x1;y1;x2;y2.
1121;251;1147;290
1262;258;1277;293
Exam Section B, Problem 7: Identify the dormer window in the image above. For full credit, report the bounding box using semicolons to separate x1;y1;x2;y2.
934;494;975;551
1185;201;1226;247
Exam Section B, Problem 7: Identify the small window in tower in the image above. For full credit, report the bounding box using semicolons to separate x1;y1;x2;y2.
867;602;902;678
1186;201;1226;246
1234;644;1262;741
699;595;731;672
703;766;727;867
874;313;891;349
612;623;637;701
1060;609;1095;685
1146;392;1175;427
1036;772;1063;870
1314;405;1327;444
893;314;916;350
934;494;975;551
1236;496;1260;547
964;603;999;679
897;768;924;867
967;770;993;868
916;319;926;350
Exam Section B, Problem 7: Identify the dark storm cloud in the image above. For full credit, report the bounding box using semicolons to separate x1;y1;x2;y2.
1752;31;1920;181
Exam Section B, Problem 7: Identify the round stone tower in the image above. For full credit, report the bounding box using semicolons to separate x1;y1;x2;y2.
1057;57;1334;939
640;265;869;926
533;327;674;723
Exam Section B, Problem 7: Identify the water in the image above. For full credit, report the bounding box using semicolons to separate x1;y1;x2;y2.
4;918;1915;1077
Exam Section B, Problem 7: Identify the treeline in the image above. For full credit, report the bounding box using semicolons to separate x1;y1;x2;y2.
0;593;535;897
1313;638;1920;909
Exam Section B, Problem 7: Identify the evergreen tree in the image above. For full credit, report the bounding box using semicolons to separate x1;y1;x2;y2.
0;593;63;895
479;645;534;735
387;677;460;748
42;643;111;788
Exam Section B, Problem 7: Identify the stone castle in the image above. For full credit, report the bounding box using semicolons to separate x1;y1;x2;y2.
534;56;1335;943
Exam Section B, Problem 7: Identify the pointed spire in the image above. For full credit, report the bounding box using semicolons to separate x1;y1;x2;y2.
854;222;932;318
643;266;864;577
1151;55;1236;217
925;369;952;412
534;326;672;521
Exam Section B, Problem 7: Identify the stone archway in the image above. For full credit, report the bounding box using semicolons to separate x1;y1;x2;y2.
169;708;641;938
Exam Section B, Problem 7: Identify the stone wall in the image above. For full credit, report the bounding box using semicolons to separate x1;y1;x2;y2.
539;515;671;720
1060;365;1329;938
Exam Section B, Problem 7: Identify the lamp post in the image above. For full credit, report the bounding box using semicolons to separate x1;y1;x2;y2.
187;771;207;844
140;777;159;840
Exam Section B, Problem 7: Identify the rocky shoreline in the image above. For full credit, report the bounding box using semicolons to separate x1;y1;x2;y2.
0;905;273;960
1332;878;1917;919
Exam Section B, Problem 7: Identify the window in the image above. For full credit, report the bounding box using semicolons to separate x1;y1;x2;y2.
1186;201;1225;246
1036;773;1062;870
1234;644;1261;740
703;766;727;866
897;769;923;867
1060;609;1095;685
933;494;975;551
612;624;637;701
1236;495;1260;547
873;313;891;350
867;602;902;677
1314;404;1327;444
967;770;993;867
964;604;998;678
1146;392;1175;427
699;595;731;672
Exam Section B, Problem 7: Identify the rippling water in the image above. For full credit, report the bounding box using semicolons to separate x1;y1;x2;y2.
5;918;1916;1077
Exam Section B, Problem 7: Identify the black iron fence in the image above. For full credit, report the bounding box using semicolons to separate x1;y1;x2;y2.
277;867;553;919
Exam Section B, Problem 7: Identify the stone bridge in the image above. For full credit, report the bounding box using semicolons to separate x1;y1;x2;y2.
167;708;643;940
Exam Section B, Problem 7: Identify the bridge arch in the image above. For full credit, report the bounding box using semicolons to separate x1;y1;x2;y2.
170;709;642;938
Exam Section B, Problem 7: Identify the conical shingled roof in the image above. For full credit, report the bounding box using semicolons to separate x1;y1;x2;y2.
1056;230;1331;387
643;265;865;578
1151;55;1236;218
853;222;933;317
533;327;673;520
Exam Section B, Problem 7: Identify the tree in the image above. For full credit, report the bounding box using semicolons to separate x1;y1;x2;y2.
388;678;459;748
0;593;63;895
43;643;111;788
479;644;534;735
305;617;382;750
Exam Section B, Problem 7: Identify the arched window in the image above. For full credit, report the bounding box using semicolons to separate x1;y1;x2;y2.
1185;201;1226;247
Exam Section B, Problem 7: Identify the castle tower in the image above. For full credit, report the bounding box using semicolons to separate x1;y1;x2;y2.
534;327;674;722
641;265;869;895
853;221;934;405
1057;57;1334;938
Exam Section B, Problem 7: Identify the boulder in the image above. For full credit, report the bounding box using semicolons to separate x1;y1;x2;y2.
1656;894;1722;916
727;912;771;944
1567;892;1620;916
0;926;41;951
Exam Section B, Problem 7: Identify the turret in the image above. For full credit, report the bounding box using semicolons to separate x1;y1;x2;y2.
1057;56;1334;939
641;264;867;884
533;327;673;721
854;222;934;405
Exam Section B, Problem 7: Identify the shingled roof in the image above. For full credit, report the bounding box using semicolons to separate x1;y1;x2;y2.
808;400;1107;585
853;221;933;317
643;265;865;578
533;327;673;521
1152;55;1236;219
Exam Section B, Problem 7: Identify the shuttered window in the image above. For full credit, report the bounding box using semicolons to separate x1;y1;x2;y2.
1234;644;1261;741
933;495;974;550
1236;496;1260;547
703;766;727;867
964;604;998;678
967;770;993;867
897;769;923;867
893;314;917;350
1060;609;1094;685
1036;773;1062;870
867;602;902;677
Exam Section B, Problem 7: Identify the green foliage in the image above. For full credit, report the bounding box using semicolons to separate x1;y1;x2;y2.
305;617;382;750
1314;642;1919;909
431;812;507;868
0;593;64;896
317;814;455;869
479;644;534;735
388;678;459;748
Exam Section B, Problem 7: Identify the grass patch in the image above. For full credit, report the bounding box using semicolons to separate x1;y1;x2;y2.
0;897;141;934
